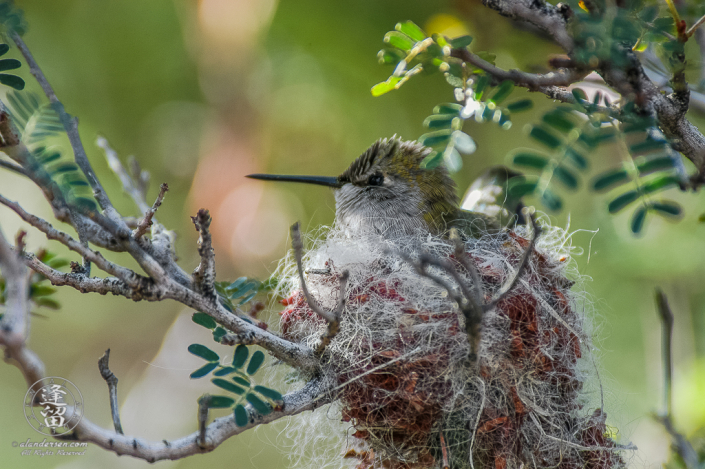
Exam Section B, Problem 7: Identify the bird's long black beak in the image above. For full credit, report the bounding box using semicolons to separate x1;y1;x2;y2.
246;174;343;188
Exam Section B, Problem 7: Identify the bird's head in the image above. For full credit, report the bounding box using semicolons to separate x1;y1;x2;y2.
247;137;459;237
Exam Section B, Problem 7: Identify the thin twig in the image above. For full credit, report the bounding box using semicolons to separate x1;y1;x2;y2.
480;0;705;176
484;213;541;311
97;136;150;214
654;288;699;469
134;183;168;240
316;271;348;355
449;228;484;305
191;209;216;299
393;248;488;358
0;194;143;286
0;158;27;176
686;14;705;38
10;32;122;224
11;34;122;226
127;156;149;200
657;414;699;469
0;226;44;387
451;48;589;89
197;395;209;448
98;349;124;434
655;288;674;416
7;340;329;463
290;222;335;323
290;222;348;355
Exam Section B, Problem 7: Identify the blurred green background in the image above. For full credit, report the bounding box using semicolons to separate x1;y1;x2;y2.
0;0;704;468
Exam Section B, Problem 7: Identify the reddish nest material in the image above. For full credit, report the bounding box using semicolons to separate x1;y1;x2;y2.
279;230;625;469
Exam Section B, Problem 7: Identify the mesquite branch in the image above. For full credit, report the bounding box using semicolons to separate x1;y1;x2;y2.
290;222;349;355
654;289;699;469
0;31;328;462
98;349;124;435
467;0;705;180
133;182;168;240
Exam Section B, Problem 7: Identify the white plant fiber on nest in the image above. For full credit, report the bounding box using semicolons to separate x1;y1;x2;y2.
263;218;625;469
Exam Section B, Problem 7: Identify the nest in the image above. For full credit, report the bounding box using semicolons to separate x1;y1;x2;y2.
270;221;627;469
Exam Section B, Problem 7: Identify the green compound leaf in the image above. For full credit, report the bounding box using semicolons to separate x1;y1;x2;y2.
636;156;675;175
433;103;462;115
505;99;533;113
540;188;563;211
630;206;647;234
592;169;630;192
213;366;237;377
204;395;235;409
238;292;257;305
473;74;490;99
650;201;682;218
234;405;249;427
384;31;415;51
421;151;443;169
0;73;24;90
45;256;69;269
512;152;549;170
30;285;57;297
489;80;514;105
395;21;426;42
192;312;217;329
423;114;456;129
542;109;576;134
608;190;640;213
50;162;79;174
212;378;247;395
449;35;473;49
35;297;60;309
565;147;588;170
638;5;659;23
246;393;271;415
553;166;579;190
232;344;249;368
190;362;219;379
378;48;406;65
641;175;680;194
452;131;476;154
419;129;452;147
212;326;227;341
0;58;20;71
188;344;220;362
38;151;61;164
507;179;538;199
233;376;251;387
254;385;283;402
371;76;402;96
225;277;246;292
630;139;667;154
247;350;265;375
72;197;98;211
529;125;562;149
571;88;587;102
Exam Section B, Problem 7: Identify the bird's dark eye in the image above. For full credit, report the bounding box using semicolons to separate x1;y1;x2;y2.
367;173;384;186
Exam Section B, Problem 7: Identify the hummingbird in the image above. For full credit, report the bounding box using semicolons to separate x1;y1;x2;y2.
247;137;522;239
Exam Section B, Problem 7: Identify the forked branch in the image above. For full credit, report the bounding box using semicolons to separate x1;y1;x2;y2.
290;222;349;355
395;213;541;358
98;349;124;435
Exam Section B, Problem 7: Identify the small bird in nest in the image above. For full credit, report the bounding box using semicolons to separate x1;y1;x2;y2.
247;137;524;239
